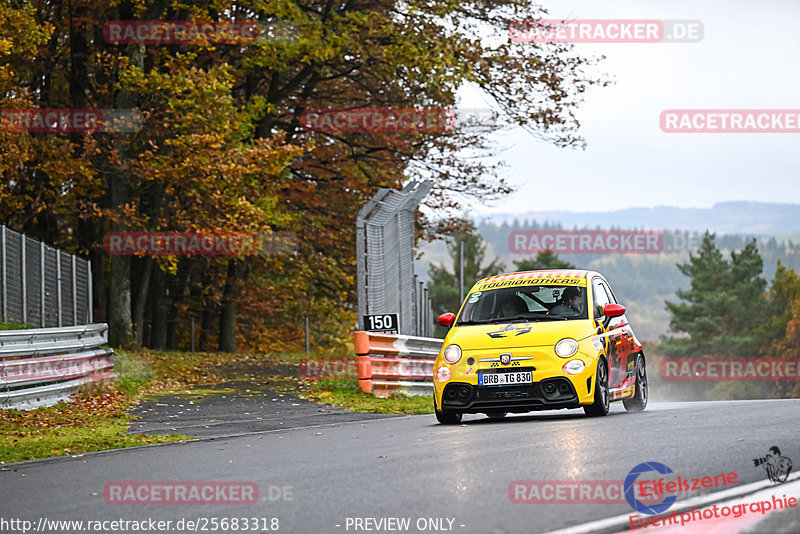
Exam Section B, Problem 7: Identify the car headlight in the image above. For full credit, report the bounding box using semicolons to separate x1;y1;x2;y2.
555;338;579;358
443;344;462;364
562;359;586;375
436;366;452;382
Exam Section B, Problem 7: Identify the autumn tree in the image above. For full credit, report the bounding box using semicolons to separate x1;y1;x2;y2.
1;0;606;351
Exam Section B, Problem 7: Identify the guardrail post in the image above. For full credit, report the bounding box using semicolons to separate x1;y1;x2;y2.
56;249;62;327
71;255;77;326
40;242;45;327
21;233;26;324
423;287;429;336
87;260;93;323
304;316;310;353
1;225;6;322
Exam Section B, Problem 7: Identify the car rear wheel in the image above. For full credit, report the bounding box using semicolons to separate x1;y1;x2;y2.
584;358;610;417
623;354;648;412
434;399;463;424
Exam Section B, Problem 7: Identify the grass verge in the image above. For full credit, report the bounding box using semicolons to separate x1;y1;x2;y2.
0;350;433;464
0;388;187;464
299;377;433;414
0;348;237;464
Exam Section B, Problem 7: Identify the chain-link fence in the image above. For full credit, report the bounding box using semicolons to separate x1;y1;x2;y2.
356;181;434;337
0;225;92;327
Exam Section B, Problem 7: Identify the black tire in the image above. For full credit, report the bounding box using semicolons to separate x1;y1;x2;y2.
434;399;462;424
623;354;648;412
485;412;507;420
584;358;610;417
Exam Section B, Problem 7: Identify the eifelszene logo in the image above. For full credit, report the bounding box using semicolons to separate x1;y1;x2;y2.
624;462;678;515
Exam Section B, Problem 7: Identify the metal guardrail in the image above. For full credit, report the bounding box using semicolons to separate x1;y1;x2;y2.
354;331;443;397
0;323;114;410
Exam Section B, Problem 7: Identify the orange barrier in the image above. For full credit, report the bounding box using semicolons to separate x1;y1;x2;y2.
354;331;442;398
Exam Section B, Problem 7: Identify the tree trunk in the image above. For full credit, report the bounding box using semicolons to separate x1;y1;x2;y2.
107;33;143;347
166;257;189;349
108;162;132;345
218;260;245;352
150;265;167;349
108;255;132;345
132;256;153;346
200;301;212;351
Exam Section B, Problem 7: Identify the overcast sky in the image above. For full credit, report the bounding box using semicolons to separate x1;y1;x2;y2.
454;0;800;216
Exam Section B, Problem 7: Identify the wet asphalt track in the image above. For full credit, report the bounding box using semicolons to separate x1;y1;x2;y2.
1;399;799;534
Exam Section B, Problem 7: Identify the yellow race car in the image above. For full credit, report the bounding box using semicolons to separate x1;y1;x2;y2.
433;269;647;424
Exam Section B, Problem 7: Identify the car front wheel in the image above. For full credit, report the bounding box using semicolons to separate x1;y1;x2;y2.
584;358;610;417
434;399;463;424
623;354;648;412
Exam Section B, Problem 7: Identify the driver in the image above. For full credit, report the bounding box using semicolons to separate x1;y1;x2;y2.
499;294;528;318
549;286;583;315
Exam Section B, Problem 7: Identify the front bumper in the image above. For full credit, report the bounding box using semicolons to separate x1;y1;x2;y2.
439;376;583;413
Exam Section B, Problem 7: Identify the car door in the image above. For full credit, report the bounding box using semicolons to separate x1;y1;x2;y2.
592;277;626;389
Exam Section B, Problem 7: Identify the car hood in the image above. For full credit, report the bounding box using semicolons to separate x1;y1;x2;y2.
445;320;595;351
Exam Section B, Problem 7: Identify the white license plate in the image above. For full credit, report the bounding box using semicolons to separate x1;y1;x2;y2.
479;371;533;386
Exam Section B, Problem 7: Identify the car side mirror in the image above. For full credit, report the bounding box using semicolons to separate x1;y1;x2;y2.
437;313;455;326
603;304;626;318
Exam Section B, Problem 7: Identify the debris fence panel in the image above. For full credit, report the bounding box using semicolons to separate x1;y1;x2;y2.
356;181;435;337
0;225;91;327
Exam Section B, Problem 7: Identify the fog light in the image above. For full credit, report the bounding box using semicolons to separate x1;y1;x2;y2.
558;382;570;393
446;388;457;399
563;359;586;375
543;382;556;394
436;366;452;382
458;386;470;398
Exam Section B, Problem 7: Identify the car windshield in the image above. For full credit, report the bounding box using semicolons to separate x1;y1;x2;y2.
456;284;588;325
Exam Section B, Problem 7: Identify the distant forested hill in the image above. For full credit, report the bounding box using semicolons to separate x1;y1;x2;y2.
479;220;800;342
480;201;800;237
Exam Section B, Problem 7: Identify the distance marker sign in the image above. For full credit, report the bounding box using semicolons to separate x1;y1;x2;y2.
363;313;399;334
